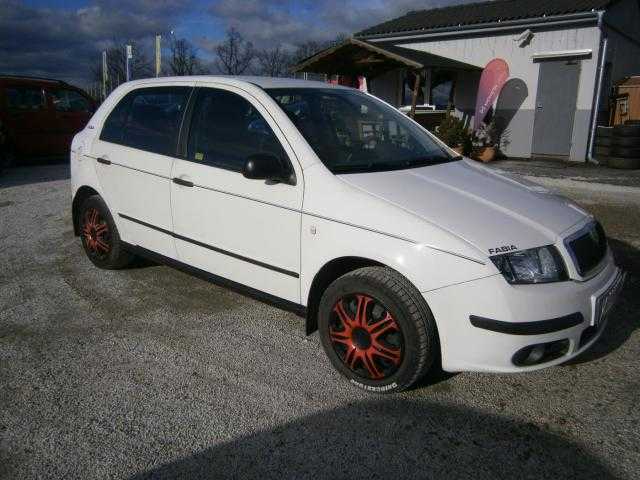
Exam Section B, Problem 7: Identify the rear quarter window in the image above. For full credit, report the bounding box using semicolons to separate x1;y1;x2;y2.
100;93;133;144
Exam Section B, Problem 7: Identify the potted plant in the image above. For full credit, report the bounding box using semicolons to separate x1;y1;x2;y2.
436;110;473;156
471;120;499;163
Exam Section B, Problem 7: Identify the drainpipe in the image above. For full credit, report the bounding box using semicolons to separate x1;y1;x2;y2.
587;11;608;163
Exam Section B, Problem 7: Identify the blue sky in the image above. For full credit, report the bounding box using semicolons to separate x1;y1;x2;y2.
2;0;470;85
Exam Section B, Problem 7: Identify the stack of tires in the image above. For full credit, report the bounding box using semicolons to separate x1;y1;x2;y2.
594;126;613;164
608;122;640;170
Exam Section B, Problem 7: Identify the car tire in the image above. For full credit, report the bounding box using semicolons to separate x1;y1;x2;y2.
610;146;640;158
0;145;16;170
594;145;610;156
318;266;438;394
611;136;640;148
595;136;611;147
607;156;640;170
596;126;613;137
79;195;134;269
613;124;640;137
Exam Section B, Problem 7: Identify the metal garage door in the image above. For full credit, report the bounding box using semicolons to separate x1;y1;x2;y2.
532;59;581;157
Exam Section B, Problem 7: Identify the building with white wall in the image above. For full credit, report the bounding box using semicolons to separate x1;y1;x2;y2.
295;0;640;162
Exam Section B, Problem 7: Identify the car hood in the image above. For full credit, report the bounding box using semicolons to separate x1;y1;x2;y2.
337;159;590;255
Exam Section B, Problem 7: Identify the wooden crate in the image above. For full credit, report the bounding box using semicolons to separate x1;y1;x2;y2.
611;76;640;126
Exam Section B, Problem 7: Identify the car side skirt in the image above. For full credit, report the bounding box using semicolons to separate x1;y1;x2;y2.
121;242;307;319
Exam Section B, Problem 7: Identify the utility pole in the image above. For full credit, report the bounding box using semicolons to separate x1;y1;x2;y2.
101;50;107;100
155;35;161;77
125;44;132;82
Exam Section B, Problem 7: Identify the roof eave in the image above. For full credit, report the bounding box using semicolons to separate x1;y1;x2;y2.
356;10;602;42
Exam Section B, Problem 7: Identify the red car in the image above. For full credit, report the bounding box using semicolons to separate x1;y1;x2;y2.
0;75;95;167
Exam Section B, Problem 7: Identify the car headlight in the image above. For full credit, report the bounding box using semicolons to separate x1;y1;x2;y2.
490;246;567;284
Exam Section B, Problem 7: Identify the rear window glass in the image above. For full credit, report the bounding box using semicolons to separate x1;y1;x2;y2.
100;87;191;156
5;87;45;111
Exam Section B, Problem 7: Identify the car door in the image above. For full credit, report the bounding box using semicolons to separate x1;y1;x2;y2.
91;85;192;259
3;84;51;156
170;85;303;303
47;87;95;155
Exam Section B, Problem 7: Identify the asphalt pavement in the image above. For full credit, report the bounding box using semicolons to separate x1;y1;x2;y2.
0;161;638;479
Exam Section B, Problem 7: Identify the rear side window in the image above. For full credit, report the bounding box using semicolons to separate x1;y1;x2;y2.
100;93;132;144
100;86;191;156
187;88;288;172
50;89;92;112
5;87;45;111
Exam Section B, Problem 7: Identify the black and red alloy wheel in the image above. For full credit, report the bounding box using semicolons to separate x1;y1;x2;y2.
328;293;404;380
82;207;111;258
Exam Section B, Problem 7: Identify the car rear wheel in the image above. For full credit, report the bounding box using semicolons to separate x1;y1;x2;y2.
607;156;640;170
79;195;133;269
0;145;16;170
318;266;438;393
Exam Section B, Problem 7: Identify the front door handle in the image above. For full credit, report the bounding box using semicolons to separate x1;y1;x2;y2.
97;157;111;165
173;177;194;187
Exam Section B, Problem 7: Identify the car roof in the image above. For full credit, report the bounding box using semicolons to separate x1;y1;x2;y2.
124;75;351;90
0;75;68;86
0;76;92;97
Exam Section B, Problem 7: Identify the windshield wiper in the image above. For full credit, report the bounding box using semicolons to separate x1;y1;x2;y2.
403;156;451;167
331;155;458;174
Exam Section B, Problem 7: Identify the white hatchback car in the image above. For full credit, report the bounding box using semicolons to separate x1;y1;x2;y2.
71;76;625;393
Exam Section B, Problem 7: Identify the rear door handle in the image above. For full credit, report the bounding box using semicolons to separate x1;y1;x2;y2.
97;157;111;165
173;177;194;187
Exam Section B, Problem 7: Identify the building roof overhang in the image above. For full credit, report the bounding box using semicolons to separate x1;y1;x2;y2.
291;37;480;76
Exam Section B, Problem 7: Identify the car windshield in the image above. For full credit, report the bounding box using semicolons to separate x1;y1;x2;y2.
266;87;459;174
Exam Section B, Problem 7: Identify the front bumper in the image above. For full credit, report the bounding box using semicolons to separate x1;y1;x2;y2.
423;250;625;373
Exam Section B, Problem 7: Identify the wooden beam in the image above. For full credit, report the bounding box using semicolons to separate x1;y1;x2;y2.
410;72;421;119
290;37;424;73
354;56;386;65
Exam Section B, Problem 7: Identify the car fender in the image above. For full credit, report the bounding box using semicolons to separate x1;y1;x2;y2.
300;164;496;305
70;130;121;231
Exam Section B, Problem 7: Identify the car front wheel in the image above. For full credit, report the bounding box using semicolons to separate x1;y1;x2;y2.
318;266;438;393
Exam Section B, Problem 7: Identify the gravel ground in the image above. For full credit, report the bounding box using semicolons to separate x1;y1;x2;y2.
491;158;640;188
0;162;638;479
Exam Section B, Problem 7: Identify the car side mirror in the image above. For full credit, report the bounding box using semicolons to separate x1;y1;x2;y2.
242;154;295;185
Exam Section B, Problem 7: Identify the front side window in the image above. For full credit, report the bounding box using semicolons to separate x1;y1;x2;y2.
187;88;288;172
267;88;455;174
50;89;92;112
100;87;190;156
6;87;45;111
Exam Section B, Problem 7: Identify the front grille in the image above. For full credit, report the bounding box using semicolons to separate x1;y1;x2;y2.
566;222;607;276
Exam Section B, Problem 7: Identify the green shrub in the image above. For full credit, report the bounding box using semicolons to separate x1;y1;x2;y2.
435;110;473;155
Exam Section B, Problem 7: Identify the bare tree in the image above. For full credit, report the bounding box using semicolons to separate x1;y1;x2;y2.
215;28;255;75
291;40;325;65
257;45;291;77
169;37;205;76
92;40;152;86
291;33;349;65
